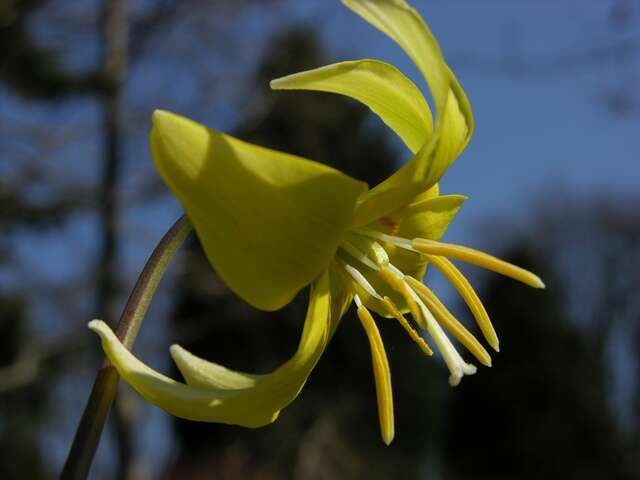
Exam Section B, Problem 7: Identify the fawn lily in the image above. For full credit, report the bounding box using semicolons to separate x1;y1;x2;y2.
90;0;543;445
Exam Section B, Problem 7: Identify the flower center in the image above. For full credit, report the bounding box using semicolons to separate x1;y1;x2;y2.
336;226;545;385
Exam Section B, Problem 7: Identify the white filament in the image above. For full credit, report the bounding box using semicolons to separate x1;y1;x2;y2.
355;228;417;252
399;268;477;386
343;263;383;301
340;239;380;271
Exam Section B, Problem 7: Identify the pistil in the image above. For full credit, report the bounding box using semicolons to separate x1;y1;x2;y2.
405;277;491;367
381;265;477;386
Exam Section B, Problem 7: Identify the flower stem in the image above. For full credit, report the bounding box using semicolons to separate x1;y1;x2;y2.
60;215;192;480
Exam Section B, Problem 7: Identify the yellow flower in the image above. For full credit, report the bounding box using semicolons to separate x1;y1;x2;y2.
89;0;543;445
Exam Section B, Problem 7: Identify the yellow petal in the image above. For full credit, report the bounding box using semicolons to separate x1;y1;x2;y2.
271;59;432;153
150;110;367;311
356;302;395;445
345;0;474;225
373;193;466;279
169;346;265;390
393;194;466;242
88;268;349;427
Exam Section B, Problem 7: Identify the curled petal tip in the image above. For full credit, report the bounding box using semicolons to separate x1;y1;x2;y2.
151;109;171;125
88;319;106;333
169;344;185;360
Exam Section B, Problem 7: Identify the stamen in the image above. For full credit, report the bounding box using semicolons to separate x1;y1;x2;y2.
340;239;380;271
426;255;500;352
378;267;423;327
355;294;395;445
355;228;417;252
381;296;433;356
343;263;383;301
386;263;405;279
354;293;364;309
412;238;545;289
344;232;390;267
405;277;491;367
403;284;477;386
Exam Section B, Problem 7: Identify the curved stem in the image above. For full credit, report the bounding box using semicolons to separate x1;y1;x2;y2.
61;215;192;480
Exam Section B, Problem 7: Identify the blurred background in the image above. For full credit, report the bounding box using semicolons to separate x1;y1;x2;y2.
1;0;639;478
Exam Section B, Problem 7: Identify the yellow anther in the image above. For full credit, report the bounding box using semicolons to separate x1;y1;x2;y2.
405;277;491;366
381;297;433;356
426;255;500;352
412;238;545;289
378;267;423;328
356;303;395;446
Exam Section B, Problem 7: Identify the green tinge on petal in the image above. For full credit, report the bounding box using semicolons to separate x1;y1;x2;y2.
169;345;265;390
88;268;351;427
343;0;474;225
365;190;464;276
271;59;432;154
150;110;367;311
391;193;466;242
384;193;466;278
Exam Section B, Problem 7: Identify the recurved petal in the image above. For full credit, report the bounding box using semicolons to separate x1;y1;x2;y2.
88;268;349;427
271;59;432;154
342;0;449;99
344;0;474;225
150;110;367;311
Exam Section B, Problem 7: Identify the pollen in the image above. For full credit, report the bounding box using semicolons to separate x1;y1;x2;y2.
381;296;433;356
378;267;423;326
